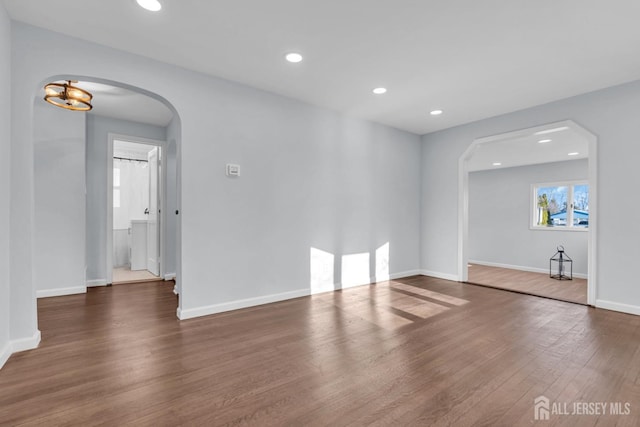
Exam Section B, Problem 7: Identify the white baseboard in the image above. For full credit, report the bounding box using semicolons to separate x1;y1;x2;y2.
596;300;640;316
312;269;424;294
11;330;41;353
389;270;422;280
0;342;11;370
37;286;87;298
164;273;176;281
177;288;310;320
359;269;424;287
87;279;108;287
420;270;460;282
0;330;42;370
176;270;424;320
173;284;178;295
468;259;588;280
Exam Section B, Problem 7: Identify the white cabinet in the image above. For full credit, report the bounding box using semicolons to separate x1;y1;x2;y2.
130;220;148;271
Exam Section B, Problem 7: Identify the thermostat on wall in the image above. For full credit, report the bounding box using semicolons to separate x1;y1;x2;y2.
226;164;240;177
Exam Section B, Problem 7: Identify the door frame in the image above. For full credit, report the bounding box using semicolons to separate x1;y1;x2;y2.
457;120;597;305
107;133;167;284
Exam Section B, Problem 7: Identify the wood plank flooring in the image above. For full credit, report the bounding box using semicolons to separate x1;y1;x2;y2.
112;266;160;284
1;277;638;426
468;263;588;305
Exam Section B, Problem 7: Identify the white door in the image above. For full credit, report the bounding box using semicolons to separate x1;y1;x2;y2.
147;147;160;276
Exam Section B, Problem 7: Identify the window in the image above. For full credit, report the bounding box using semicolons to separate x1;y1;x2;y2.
113;167;121;208
533;181;588;229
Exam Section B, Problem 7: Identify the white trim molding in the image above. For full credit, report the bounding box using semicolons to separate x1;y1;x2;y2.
36;286;87;298
596;300;640;316
315;270;423;295
177;289;310;320
0;330;42;370
107;133;168;286
468;260;588;280
389;270;422;280
0;342;11;370
164;273;176;281
420;270;460;282
87;279;108;287
11;330;41;353
175;271;423;320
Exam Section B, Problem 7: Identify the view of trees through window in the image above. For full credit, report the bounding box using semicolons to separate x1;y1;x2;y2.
535;182;588;228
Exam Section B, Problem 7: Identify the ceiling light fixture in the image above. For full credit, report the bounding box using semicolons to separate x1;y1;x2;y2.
534;126;569;135
492;162;502;166
430;109;443;116
285;53;303;63
43;80;93;111
568;152;579;156
373;87;387;95
136;0;162;11
538;139;552;143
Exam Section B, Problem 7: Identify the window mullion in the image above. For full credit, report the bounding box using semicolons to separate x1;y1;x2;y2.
568;185;574;228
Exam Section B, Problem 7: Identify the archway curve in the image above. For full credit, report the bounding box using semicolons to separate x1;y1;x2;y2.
457;119;597;305
34;74;182;121
32;73;183;314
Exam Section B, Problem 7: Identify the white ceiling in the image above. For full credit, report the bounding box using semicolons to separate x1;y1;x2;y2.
8;1;640;134
79;81;173;127
467;125;588;172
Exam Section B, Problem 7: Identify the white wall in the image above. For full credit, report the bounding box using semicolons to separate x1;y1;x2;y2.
10;23;39;347
469;159;588;276
175;90;421;318
0;3;12;368
11;23;421;327
86;114;167;282
33;101;86;296
421;81;640;314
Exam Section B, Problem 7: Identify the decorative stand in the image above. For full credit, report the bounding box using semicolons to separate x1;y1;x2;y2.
550;245;572;280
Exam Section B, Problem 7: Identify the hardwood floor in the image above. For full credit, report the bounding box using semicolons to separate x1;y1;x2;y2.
468;263;588;305
112;266;160;284
1;277;638;426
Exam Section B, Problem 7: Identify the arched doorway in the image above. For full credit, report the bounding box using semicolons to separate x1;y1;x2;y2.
457;120;597;305
32;75;183;319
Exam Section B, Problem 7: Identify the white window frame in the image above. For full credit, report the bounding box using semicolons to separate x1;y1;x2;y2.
113;166;121;208
531;180;588;232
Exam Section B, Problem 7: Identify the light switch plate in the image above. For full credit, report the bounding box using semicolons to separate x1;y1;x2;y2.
226;164;240;177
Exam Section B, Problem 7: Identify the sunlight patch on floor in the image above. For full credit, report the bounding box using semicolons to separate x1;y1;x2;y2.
315;280;468;330
390;282;469;306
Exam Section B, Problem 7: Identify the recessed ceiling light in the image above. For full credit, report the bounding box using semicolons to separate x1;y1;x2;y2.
136;0;162;12
568;152;579;156
538;139;552;143
285;53;303;63
373;87;387;95
430;109;443;116
492;162;502;166
534;126;569;135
